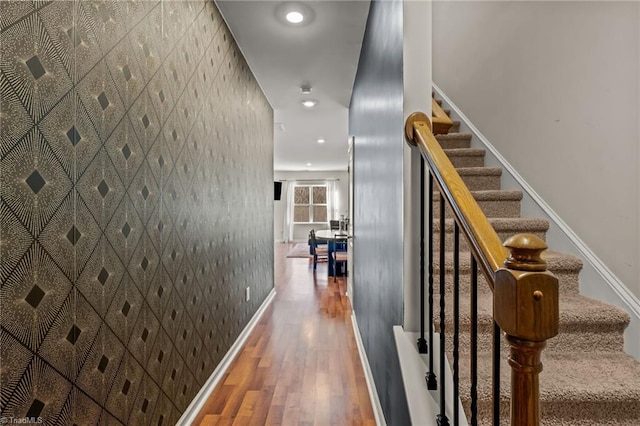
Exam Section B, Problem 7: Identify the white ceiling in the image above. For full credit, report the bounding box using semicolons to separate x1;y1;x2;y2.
216;1;371;171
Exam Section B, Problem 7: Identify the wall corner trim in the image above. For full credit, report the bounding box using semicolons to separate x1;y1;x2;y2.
177;289;277;425
351;313;387;426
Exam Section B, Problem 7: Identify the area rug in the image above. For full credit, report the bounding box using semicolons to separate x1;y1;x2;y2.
287;243;309;258
286;243;311;258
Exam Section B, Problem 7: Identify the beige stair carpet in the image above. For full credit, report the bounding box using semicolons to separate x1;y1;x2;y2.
426;102;640;425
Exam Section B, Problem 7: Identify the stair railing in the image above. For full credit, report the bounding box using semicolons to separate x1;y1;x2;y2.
405;112;559;426
431;98;454;134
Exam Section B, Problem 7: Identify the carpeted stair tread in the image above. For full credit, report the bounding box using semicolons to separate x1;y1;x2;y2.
443;147;485;157
542;348;640;377
434;292;629;339
435;132;473;149
541;419;640;426
455;167;502;176
542;250;584;270
443;148;486;167
434;189;522;203
458;351;640;424
432;293;629;354
433;189;523;219
454;167;502;192
434;167;503;191
432;250;582;294
467;189;522;201
434;249;582;275
434;189;522;201
434;217;549;233
529;352;640;403
434;217;549;252
432;250;583;296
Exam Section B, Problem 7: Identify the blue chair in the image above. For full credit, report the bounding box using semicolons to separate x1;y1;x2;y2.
331;234;348;282
309;230;328;271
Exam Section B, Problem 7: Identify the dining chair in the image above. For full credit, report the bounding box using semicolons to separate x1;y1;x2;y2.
329;220;340;230
331;234;348;282
309;229;328;271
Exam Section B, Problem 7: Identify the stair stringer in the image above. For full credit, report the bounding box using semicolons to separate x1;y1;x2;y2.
433;83;640;359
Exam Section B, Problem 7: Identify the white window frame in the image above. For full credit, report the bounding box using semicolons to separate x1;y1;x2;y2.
292;184;328;224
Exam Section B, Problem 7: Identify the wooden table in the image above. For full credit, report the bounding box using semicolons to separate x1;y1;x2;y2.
315;230;349;241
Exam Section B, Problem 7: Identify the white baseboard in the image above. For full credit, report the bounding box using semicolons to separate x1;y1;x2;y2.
351;313;386;426
393;326;440;425
177;289;276;425
394;327;469;426
433;83;640;359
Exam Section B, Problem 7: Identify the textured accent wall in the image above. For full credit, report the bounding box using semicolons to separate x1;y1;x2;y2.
349;0;410;423
0;1;273;424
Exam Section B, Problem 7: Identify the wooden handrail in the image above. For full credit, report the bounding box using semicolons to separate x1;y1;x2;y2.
405;112;560;426
405;112;505;283
431;98;453;134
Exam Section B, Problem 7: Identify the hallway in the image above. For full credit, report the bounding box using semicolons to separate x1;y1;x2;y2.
194;243;376;425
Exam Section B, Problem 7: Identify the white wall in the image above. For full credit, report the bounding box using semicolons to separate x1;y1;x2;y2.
433;1;640;298
403;0;433;332
274;170;349;242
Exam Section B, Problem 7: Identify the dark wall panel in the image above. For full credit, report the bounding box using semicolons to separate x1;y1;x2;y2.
349;0;409;423
0;1;273;424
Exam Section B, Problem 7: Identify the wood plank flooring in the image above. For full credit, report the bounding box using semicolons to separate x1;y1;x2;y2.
193;243;376;425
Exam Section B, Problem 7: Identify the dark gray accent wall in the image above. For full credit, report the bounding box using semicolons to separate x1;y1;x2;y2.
349;0;409;423
0;1;273;424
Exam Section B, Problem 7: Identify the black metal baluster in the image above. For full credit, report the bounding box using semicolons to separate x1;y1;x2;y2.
493;320;501;426
427;172;437;390
453;222;460;426
418;157;427;354
437;194;449;426
470;256;479;426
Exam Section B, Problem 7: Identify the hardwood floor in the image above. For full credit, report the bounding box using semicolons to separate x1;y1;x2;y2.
193;243;376;425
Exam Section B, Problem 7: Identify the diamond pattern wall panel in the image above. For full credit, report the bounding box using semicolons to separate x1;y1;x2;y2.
1;1;274;422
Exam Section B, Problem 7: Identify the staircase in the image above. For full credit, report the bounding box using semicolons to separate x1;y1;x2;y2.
431;103;640;425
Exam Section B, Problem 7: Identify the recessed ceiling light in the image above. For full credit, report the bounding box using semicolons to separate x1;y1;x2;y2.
317;139;325;144
275;3;315;27
302;100;317;108
286;11;304;24
306;162;312;166
301;85;312;94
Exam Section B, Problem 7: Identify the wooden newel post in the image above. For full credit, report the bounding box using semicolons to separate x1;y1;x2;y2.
493;234;559;426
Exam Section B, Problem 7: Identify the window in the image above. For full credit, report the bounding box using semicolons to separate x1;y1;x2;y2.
293;185;327;223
